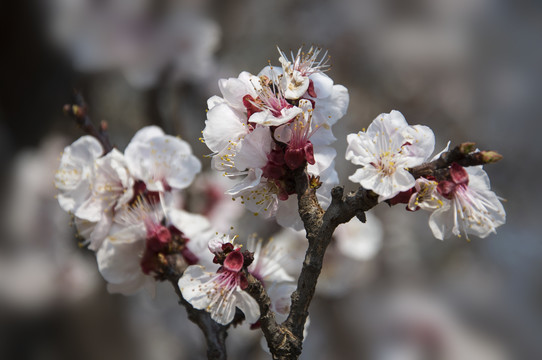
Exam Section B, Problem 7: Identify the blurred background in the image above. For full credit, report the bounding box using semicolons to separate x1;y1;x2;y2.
1;0;540;359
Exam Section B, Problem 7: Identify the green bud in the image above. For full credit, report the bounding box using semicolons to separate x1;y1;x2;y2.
459;142;476;154
480;150;503;163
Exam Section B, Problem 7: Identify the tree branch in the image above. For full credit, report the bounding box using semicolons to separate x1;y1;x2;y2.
251;166;381;359
243;271;300;358
255;143;502;359
63;92;113;153
167;276;229;360
286;168;378;342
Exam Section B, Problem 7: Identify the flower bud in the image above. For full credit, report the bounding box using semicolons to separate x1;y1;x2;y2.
480;150;503;164
459;142;476;154
223;250;244;272
284;148;305;170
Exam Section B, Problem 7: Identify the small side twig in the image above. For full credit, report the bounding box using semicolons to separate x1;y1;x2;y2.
410;142;502;180
63;92;113;153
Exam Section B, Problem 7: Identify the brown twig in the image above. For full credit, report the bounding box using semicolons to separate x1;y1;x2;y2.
410;142;502;180
166;271;229;360
63;92;113;153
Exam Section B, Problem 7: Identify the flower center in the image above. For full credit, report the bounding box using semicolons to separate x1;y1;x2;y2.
376;152;397;176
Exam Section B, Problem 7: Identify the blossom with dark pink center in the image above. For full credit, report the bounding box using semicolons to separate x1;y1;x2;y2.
125;126;201;193
407;177;445;212
426;165;506;240
247;78;303;127
346;110;436;202
278;46;330;99
96;203;213;296
437;163;469;199
202;45;345;229
179;235;259;325
275;100;319;170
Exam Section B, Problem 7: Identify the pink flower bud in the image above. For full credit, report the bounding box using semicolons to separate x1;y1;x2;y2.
284;148;305;170
449;163;469;185
223;250;244;272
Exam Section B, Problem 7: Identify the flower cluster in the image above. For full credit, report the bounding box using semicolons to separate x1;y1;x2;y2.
346;111;505;240
55;126;213;294
179;234;296;325
202;46;348;229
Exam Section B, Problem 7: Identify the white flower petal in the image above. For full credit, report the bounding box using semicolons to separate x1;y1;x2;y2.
248;237;295;284
366;110;408;138
310;126;336;147
334;212;383;261
178;266;215;309
428;205;454;240
218;71;258;110
273;123;292;144
309;72;334;99
249;106;302;127
203;103;248;153
267;283;296;323
234;290;261;324
276;196;303;230
345;132;378;166
402;125;436;165
258;65;283;80
284;71;310;100
129;126;165;144
97;234;146;289
349;166;379;189
167;208;216;268
87;213;113;251
125;134;201;191
311;85;349;126
226;168;264;196
207;95;225;110
307;146;337;176
235;126;273;171
55;136;103;213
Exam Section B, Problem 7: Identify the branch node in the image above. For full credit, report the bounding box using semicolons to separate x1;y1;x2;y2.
331;186;344;201
355;211;367;223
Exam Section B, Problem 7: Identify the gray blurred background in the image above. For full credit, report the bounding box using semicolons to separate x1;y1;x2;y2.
1;0;540;359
